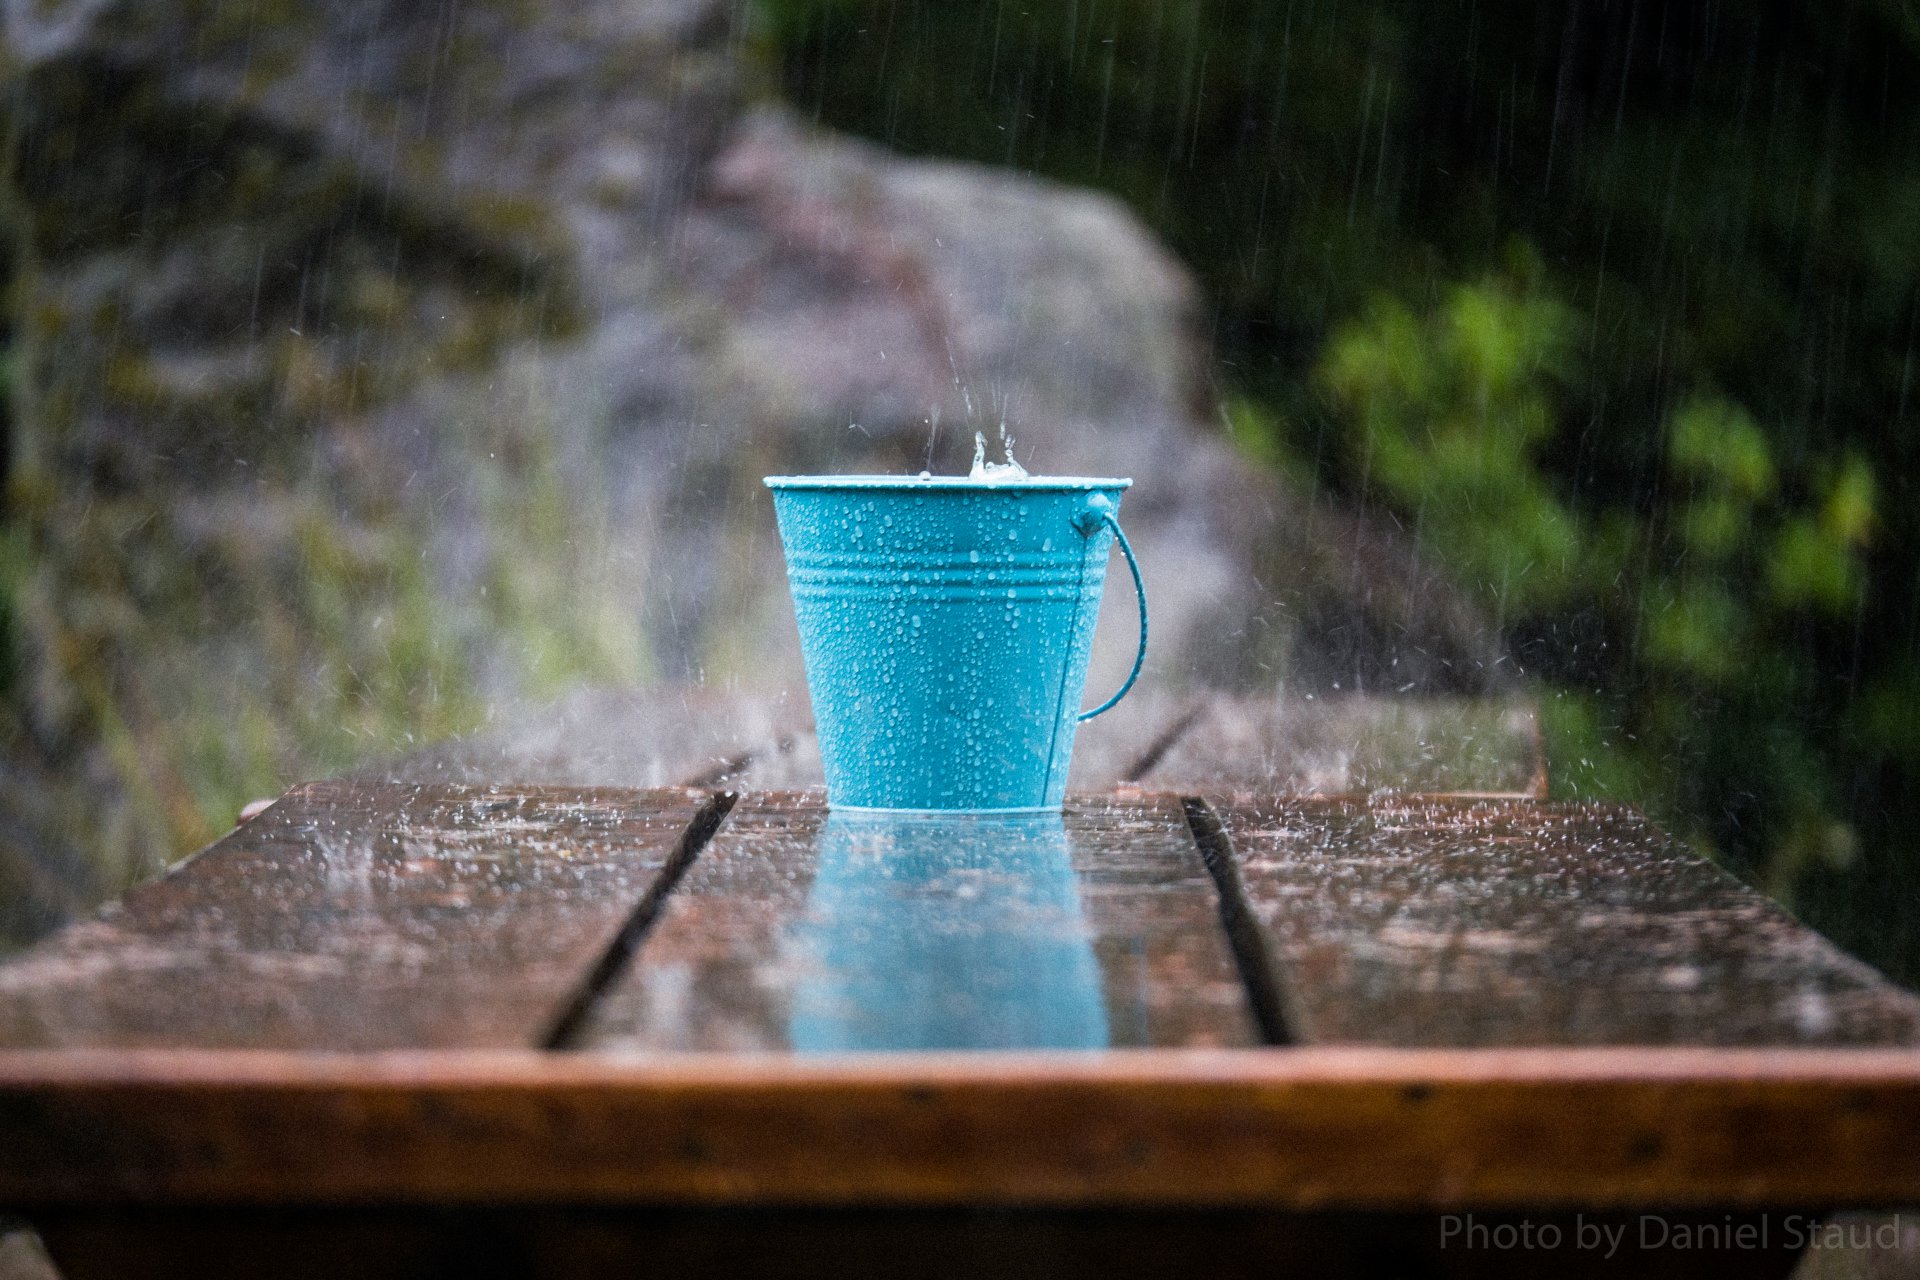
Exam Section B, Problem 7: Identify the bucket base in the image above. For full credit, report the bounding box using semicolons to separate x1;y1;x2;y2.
828;802;1063;816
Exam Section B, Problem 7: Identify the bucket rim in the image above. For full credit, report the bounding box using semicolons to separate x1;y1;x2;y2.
764;474;1132;491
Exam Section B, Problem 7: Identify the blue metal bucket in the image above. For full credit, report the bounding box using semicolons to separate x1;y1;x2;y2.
765;475;1148;811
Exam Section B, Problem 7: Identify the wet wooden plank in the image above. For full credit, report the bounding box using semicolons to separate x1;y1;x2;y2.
1152;695;1545;797
578;793;1258;1051
363;687;809;789
0;782;712;1050
370;686;1539;797
0;1047;1916;1209
384;684;1207;794
1200;796;1920;1047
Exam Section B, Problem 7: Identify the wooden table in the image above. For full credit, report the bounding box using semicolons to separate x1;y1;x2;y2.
1;689;1916;1279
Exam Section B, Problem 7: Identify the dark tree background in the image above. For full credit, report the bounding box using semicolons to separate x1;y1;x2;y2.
760;0;1920;982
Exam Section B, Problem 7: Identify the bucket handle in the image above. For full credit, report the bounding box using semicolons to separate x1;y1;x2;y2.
1072;495;1148;721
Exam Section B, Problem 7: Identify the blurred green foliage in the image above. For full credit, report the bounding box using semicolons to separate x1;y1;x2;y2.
1314;266;1876;896
1315;252;1594;611
759;0;1920;980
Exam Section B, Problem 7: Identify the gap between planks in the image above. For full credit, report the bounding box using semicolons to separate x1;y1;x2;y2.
541;791;740;1050
1181;797;1298;1046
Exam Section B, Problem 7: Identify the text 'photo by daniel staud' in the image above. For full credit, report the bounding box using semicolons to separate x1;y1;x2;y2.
1441;1214;1918;1261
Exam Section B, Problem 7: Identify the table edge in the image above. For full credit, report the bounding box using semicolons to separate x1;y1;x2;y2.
3;1046;1916;1212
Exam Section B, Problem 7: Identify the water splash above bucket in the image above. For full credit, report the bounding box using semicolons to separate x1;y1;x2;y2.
970;428;1029;482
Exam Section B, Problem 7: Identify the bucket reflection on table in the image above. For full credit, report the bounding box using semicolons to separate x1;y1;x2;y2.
787;810;1110;1051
